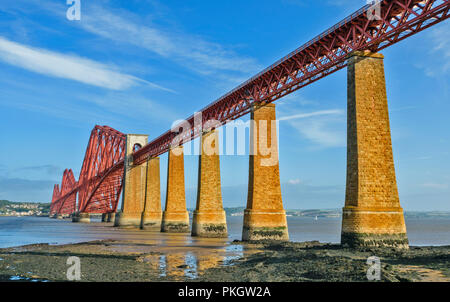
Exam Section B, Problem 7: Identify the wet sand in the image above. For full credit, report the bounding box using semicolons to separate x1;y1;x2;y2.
0;222;449;282
0;220;260;282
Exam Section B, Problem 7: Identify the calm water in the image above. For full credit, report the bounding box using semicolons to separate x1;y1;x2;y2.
0;215;449;248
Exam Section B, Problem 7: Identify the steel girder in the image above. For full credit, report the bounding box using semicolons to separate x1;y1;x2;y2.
50;184;61;215
50;126;126;214
50;0;449;213
133;0;449;165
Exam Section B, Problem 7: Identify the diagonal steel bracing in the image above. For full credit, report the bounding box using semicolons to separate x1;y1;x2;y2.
50;126;126;215
50;0;449;214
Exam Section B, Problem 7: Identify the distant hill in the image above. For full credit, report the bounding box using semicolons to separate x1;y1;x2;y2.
222;207;341;218
220;207;450;218
404;211;450;218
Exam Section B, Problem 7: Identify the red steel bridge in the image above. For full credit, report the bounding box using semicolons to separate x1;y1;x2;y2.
50;0;450;216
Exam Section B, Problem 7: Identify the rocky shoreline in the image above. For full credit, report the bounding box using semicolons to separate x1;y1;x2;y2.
0;240;448;282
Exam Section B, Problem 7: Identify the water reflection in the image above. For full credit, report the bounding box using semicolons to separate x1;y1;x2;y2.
133;242;248;280
9;275;48;282
156;248;244;280
223;245;244;266
158;255;167;277
184;252;197;279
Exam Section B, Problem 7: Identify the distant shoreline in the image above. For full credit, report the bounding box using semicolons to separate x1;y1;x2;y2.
1;209;450;219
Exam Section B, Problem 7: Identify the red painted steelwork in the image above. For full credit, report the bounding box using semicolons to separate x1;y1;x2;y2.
133;0;450;165
50;0;449;214
50;184;61;215
50;126;126;214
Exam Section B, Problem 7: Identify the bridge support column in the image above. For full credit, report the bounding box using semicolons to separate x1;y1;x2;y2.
79;213;90;223
101;213;108;222
192;130;227;238
72;212;80;222
161;146;190;233
341;51;408;249
107;212;116;223
115;134;149;228
243;103;289;241
141;157;163;230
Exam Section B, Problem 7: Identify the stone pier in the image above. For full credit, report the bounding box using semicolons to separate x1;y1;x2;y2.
101;213;108;222
341;51;408;249
78;212;90;223
115;134;149;228
141;157;163;230
243;103;289;241
107;212;116;223
71;212;80;222
161;146;190;233
192;130;227;238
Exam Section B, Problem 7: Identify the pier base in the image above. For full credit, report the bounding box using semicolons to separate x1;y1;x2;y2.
341;51;408;249
141;158;163;231
107;212;116;223
192;130;227;238
71;212;80;222
161;146;190;233
101;213;108;222
243;103;289;241
115;134;149;228
78;213;90;223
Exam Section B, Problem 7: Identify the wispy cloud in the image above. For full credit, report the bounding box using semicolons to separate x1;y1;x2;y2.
288;178;302;185
0;36;170;91
14;165;63;177
76;5;261;76
421;183;449;190
0;177;54;202
85;92;181;123
279;109;343;121
280;109;346;147
0;164;65;181
418;22;450;78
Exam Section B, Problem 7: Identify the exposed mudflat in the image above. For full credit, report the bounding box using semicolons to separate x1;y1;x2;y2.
197;241;450;282
0;240;448;282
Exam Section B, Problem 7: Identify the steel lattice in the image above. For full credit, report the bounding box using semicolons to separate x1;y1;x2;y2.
50;0;449;214
133;0;450;165
50;126;126;214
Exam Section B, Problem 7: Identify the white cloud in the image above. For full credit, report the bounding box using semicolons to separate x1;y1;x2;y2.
430;22;450;74
77;5;261;76
421;183;449;190
418;22;450;78
288;178;302;185
280;109;346;147
86;92;180;122
279;109;343;121
0;36;170;91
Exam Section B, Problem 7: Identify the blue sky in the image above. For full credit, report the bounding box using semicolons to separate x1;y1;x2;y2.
0;0;449;211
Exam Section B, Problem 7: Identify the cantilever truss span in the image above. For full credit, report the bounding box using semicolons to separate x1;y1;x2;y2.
50;0;449;214
50;126;126;215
